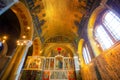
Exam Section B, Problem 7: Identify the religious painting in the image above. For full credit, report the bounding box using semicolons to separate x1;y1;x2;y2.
50;71;54;79
51;71;68;79
49;58;54;70
68;71;76;80
61;50;67;57
43;71;50;80
62;71;68;79
28;57;41;69
64;58;69;69
69;58;74;69
20;70;43;80
24;56;43;70
54;71;60;79
55;56;63;70
44;58;50;70
40;58;44;69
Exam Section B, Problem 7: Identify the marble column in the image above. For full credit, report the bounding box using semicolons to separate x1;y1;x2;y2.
1;40;32;80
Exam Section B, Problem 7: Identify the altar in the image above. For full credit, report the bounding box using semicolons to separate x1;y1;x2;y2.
20;55;76;80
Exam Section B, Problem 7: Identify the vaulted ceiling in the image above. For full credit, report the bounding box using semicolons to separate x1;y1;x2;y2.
31;0;87;43
42;0;86;39
0;0;94;56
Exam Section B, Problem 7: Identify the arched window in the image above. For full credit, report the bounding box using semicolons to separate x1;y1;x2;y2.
82;44;91;64
94;25;114;50
94;10;120;50
103;10;120;41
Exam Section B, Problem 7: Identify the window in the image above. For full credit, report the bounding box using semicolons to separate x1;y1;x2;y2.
95;25;114;50
94;10;120;50
82;44;91;64
103;11;120;41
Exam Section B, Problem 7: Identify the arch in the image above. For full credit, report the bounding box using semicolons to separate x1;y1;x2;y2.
77;39;86;67
0;2;34;79
87;0;107;56
10;1;34;40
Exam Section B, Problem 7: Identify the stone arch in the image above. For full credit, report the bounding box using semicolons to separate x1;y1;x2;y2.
11;1;34;40
87;0;107;56
77;39;86;67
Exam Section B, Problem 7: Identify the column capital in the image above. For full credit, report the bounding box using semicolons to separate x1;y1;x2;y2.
17;40;32;47
26;40;32;47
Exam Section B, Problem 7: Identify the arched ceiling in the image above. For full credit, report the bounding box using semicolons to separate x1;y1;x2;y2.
23;0;95;56
33;0;87;42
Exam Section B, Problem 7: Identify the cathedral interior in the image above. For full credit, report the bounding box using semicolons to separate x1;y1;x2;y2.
0;0;120;80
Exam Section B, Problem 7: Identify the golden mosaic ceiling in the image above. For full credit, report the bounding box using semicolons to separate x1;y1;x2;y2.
35;0;87;42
